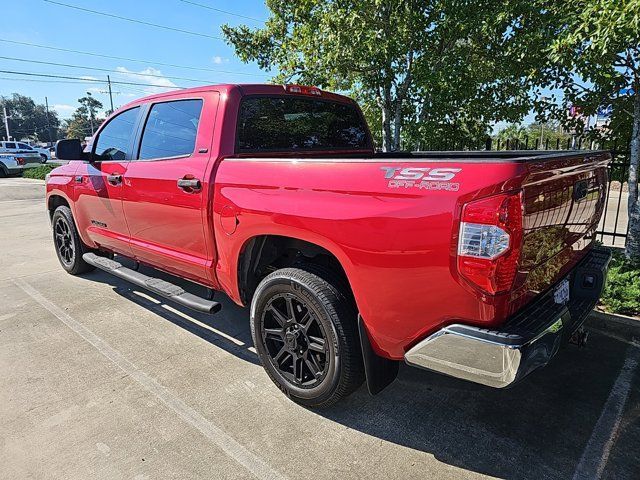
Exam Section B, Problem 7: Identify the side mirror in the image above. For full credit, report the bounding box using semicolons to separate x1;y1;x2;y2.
55;139;85;161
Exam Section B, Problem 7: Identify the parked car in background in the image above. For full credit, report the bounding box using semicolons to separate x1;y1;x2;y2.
48;83;611;407
0;152;42;176
0;140;51;163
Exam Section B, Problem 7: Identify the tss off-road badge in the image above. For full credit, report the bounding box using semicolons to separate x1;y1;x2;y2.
380;166;462;191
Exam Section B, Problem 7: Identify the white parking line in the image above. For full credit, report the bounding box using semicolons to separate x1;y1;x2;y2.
572;345;640;480
13;278;286;480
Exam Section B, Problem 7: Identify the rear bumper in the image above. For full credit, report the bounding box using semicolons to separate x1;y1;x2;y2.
404;247;612;388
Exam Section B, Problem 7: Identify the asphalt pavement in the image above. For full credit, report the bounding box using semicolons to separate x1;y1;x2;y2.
1;177;639;480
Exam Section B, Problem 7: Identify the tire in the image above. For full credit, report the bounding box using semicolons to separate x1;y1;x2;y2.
40;154;48;163
52;206;95;275
251;267;364;408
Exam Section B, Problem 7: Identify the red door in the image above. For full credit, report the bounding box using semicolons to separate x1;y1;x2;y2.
73;106;142;255
121;93;219;286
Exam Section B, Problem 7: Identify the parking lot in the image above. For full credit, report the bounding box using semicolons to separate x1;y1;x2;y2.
1;177;639;480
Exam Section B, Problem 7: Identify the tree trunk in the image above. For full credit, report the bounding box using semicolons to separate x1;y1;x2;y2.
378;85;394;152
625;91;640;260
392;102;402;151
380;105;392;152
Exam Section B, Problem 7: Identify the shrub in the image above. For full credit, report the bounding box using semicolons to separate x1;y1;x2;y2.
23;164;56;180
600;250;640;316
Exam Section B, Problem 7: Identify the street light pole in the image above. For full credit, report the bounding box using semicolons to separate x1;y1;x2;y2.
2;105;10;141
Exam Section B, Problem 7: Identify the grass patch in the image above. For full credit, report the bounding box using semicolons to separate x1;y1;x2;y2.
22;164;56;180
600;249;640;317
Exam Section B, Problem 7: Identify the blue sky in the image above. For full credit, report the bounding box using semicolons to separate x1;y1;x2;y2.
0;0;272;120
1;0;549;133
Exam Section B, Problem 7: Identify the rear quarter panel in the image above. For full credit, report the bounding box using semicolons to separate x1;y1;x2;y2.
213;157;526;358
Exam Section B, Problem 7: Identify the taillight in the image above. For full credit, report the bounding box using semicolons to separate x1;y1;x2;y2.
283;84;322;96
457;191;523;295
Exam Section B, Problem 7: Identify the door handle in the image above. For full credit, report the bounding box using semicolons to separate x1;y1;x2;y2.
107;174;123;186
177;177;202;192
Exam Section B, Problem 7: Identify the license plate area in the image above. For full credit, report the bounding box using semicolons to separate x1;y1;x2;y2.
554;278;570;305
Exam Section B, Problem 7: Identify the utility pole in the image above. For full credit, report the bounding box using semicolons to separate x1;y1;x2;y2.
107;75;114;112
86;91;95;136
44;96;53;143
2;105;10;141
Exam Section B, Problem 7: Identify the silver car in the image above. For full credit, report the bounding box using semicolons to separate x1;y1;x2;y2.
0;153;42;177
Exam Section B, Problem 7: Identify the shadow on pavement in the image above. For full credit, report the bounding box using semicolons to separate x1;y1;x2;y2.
80;264;639;480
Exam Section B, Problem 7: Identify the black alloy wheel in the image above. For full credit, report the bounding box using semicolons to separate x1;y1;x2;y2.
251;267;364;408
51;206;95;275
261;293;330;388
54;215;75;267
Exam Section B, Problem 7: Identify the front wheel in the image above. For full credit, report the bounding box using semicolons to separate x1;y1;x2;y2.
52;206;95;275
40;154;48;163
250;267;364;408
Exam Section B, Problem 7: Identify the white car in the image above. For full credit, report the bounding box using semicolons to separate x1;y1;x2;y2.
0;153;42;176
0;141;51;163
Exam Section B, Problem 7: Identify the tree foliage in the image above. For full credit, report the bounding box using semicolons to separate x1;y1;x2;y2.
0;93;61;143
524;0;640;258
496;121;572;149
222;0;533;152
64;93;104;140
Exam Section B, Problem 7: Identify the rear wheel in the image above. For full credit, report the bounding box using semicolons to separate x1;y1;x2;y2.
52;206;95;275
251;267;364;408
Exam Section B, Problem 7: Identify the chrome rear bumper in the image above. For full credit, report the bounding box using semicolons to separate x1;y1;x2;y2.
404;247;612;388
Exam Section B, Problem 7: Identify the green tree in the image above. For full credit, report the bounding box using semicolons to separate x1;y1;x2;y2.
496;121;572;149
0;93;61;142
515;0;640;258
222;0;532;152
65;93;104;140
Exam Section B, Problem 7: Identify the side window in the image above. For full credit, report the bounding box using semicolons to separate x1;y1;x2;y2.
93;107;140;161
5;142;16;149
18;143;32;150
138;99;203;160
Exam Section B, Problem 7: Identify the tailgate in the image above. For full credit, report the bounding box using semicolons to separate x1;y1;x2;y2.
518;152;610;293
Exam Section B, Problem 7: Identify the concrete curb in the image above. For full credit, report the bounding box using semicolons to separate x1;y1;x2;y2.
586;310;640;341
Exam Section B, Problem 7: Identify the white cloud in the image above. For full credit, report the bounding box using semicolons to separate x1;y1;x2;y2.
53;104;75;115
212;56;229;64
114;66;178;94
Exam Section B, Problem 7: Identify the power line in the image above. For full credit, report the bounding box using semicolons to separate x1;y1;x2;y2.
0;38;269;77
0;76;106;86
0;70;185;90
0;55;210;84
177;0;264;23
43;0;224;40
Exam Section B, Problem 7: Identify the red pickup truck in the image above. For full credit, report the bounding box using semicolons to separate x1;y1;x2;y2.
48;84;611;407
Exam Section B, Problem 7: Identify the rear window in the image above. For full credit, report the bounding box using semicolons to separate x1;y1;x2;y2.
236;96;369;153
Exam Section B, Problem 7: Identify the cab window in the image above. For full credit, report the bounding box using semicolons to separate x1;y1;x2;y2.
93;107;140;161
138;99;203;160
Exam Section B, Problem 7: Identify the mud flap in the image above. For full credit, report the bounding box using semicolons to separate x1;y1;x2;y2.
358;314;399;395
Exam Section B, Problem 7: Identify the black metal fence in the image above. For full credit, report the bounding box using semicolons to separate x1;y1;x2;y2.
419;137;631;247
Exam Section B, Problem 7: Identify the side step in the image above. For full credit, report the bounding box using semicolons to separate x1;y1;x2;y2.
83;253;222;314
